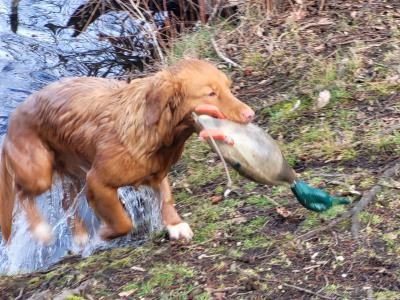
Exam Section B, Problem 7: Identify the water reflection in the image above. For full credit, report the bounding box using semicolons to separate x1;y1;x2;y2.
0;0;162;275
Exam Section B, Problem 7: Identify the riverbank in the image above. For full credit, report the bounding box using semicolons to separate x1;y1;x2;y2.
1;1;400;299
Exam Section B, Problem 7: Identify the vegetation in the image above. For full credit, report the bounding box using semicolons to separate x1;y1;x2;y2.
1;0;400;299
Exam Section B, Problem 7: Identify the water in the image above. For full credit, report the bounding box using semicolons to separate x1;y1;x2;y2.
0;0;162;275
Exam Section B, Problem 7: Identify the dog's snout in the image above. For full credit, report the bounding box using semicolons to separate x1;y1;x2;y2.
241;108;255;123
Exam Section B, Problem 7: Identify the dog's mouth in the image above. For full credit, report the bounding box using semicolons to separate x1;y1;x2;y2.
192;104;225;133
193;104;225;119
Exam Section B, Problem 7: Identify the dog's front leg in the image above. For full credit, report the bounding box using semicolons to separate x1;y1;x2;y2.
86;170;133;240
159;176;193;241
61;177;88;247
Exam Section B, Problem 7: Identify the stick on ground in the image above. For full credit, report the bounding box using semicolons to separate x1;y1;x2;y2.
351;161;400;237
298;160;399;241
211;37;242;69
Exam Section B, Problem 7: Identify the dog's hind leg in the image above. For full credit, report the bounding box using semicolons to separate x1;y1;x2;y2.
18;190;53;244
86;170;133;240
4;130;53;197
3;131;54;243
61;176;88;247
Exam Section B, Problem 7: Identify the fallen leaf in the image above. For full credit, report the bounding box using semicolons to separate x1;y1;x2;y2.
198;254;219;259
350;11;358;18
311;252;319;259
231;216;247;224
232;85;241;92
214;292;226;300
118;289;137;297
243;68;253;76
316;90;331;109
255;25;264;37
276;207;291;218
287;9;307;22
210;195;223;204
314;44;326;53
336;255;345;261
356;111;366;120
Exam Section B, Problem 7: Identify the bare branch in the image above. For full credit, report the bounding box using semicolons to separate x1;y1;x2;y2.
211;37;242;68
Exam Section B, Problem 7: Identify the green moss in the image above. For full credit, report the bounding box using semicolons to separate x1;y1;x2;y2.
133;263;196;297
359;212;383;225
222;197;240;208
108;256;133;269
121;282;140;292
270;186;288;196
300;213;320;230
44;270;59;281
228;249;244;258
194;222;218;242
340;148;358;161
214;185;224;194
243;182;258;192
374;291;400;300
64;296;86;300
242;235;270;249
246;195;275;207
323;284;340;295
27;276;39;284
193;292;211;300
381;231;400;253
243;51;265;70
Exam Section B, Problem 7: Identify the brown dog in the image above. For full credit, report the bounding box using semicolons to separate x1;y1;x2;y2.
0;59;254;244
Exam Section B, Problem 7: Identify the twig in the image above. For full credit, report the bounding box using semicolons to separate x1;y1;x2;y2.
237;267;336;299
319;0;326;12
211;37;242;69
206;0;222;25
283;283;334;300
351;161;400;238
299;19;334;31
297;212;351;241
118;0;165;65
14;288;24;300
198;0;206;24
80;0;101;35
379;123;400;136
297;160;400;241
206;286;245;293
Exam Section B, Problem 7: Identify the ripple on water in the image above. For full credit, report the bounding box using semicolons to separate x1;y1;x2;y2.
0;178;161;275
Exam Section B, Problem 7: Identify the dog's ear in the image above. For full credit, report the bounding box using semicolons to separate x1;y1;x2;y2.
144;72;181;127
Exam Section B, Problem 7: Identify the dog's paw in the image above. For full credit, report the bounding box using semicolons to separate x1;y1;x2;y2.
73;231;89;247
167;222;193;241
33;222;53;245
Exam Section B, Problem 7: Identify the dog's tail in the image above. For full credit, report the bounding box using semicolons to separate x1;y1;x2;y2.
0;144;15;242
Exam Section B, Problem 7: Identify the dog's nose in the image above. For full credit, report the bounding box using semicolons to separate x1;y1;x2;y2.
241;109;255;123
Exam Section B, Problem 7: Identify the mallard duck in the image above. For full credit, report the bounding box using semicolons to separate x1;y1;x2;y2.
193;105;350;212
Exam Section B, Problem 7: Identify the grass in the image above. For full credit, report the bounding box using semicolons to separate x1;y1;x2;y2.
2;2;400;300
166;27;215;63
136;263;196;297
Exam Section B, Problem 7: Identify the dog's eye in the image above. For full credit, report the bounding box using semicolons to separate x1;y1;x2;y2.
208;91;217;97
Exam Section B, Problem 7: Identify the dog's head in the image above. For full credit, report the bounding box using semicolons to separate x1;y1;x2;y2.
144;59;254;127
